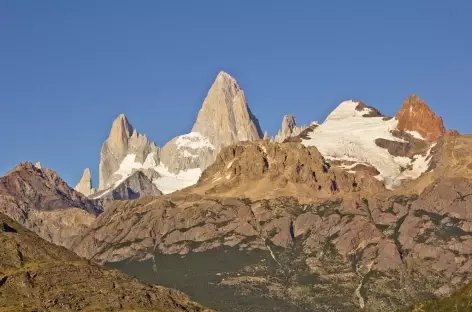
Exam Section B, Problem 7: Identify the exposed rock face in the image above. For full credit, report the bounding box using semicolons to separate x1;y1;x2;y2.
98;171;162;201
396;94;446;141
191;71;263;151
0;162;101;248
160;132;216;174
272;115;308;143
0;213;212;312
397;132;472;195
194;141;385;201
74;168;95;196
98;114;159;190
160;71;263;174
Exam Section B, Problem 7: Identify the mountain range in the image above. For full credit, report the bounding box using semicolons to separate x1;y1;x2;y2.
2;70;472;311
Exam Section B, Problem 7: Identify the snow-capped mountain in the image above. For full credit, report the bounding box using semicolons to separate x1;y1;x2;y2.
300;97;444;188
75;69;446;199
79;71;263;199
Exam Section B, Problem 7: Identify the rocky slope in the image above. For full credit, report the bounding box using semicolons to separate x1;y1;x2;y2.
402;280;472;312
192;140;385;201
0;212;212;312
70;135;472;312
0;162;101;248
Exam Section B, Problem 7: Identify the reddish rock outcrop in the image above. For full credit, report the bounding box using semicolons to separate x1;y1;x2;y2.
395;95;446;141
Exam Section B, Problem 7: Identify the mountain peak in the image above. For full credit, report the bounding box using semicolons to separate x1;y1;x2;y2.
191;72;262;151
282;114;297;130
98;114;158;190
396;94;445;141
272;114;310;143
75;168;94;196
325;100;384;122
108;113;133;143
217;70;237;82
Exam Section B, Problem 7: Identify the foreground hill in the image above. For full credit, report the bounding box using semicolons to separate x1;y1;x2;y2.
0;212;212;312
0;162;101;248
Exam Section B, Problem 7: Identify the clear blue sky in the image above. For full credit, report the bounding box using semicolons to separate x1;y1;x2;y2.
1;0;470;186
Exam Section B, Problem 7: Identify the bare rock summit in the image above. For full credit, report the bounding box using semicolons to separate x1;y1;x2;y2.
75;168;95;196
160;71;263;174
273;114;308;142
191;71;263;151
98;113;159;190
395;94;446;141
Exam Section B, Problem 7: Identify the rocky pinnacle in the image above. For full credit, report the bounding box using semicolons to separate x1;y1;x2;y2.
191;71;263;151
98;114;159;190
75;168;94;196
395;94;446;141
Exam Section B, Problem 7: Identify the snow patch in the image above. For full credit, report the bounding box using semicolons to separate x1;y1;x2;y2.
102;152;202;196
393;143;436;184
406;130;425;140
152;164;202;195
176;132;214;150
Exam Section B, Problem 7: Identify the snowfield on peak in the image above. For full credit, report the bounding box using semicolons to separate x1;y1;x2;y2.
96;152;202;197
176;132;215;150
302;100;431;189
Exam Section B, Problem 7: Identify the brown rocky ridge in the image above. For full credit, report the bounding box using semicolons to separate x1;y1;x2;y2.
395;94;446;141
0;162;101;249
0;212;212;312
193;140;385;201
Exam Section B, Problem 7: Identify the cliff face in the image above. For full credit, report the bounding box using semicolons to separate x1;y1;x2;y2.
395;94;446;141
191;71;263;151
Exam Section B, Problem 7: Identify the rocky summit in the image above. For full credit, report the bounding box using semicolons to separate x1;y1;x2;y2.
98;113;160;191
272;115;308;143
396;94;446;142
74;168;94;196
191;71;263;151
160;71;263;174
